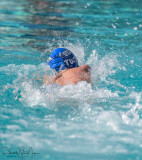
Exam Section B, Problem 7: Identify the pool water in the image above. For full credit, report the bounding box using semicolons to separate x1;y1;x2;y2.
0;0;142;160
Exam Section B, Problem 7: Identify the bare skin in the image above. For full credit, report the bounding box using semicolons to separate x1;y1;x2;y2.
43;64;91;86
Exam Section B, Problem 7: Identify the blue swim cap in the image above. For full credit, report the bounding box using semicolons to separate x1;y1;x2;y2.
47;48;79;72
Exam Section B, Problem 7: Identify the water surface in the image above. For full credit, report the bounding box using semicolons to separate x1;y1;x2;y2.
0;0;142;160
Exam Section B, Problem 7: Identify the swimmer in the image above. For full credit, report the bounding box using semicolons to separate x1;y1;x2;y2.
43;48;91;86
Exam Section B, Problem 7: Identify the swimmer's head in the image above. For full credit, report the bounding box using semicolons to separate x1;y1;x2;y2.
47;48;79;72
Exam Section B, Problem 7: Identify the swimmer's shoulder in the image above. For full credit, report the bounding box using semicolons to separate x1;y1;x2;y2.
53;64;91;79
78;64;91;72
64;64;91;75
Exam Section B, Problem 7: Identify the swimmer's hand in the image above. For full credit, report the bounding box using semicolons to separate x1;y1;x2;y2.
36;76;44;84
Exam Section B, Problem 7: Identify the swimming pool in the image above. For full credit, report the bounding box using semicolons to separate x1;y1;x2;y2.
0;0;142;159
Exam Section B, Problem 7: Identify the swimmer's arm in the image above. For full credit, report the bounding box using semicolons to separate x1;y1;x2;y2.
43;73;62;85
43;75;53;85
36;75;52;85
81;64;91;72
81;64;91;83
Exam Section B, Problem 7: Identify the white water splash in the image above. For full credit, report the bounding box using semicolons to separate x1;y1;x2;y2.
1;45;121;108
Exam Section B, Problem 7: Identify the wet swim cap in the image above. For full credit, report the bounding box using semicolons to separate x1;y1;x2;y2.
47;48;79;72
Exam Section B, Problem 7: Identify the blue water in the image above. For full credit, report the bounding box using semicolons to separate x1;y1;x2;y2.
0;0;142;160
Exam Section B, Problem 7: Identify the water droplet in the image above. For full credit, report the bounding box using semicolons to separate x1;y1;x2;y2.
112;24;116;29
130;60;134;64
133;27;138;30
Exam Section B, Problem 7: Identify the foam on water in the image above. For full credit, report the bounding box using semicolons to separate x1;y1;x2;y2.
0;44;142;159
1;44;120;108
0;0;142;159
